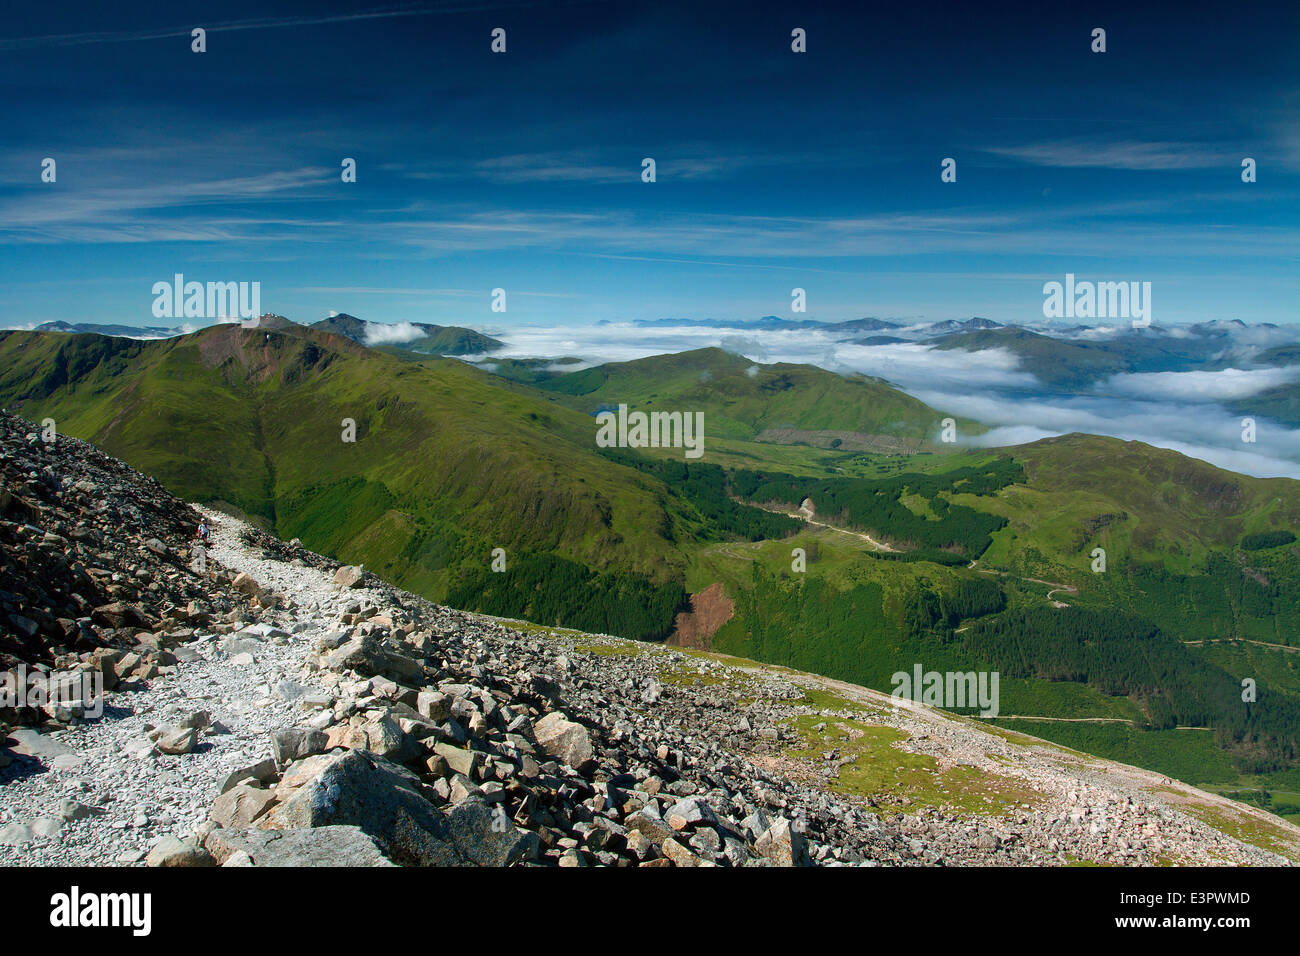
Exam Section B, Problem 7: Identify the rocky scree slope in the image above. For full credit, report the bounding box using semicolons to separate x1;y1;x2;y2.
1;411;1297;867
0;411;242;673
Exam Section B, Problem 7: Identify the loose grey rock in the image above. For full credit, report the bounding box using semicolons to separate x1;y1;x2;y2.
534;711;594;771
146;836;215;867
156;727;198;755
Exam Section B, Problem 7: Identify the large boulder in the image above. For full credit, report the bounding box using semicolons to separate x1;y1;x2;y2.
626;806;674;845
146;835;215;867
91;601;150;629
155;727;198;755
322;633;424;684
361;715;419;763
378;648;424;682
332;565;365;589
206;825;396;867
433;742;481;779
259;750;538;867
322;634;385;675
219;758;278;795
660;836;704;867
271;727;330;768
665;796;718;831
417;690;451;722
230;572;261;598
443;799;540;867
754;817;812;867
211;783;278;829
533;711;594;771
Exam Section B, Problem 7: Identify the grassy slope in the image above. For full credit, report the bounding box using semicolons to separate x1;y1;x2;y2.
967;434;1300;640
0;326;688;597
535;346;963;442
962;433;1298;573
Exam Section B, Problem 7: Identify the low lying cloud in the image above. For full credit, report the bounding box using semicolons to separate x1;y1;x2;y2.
484;319;1300;479
1105;366;1300;402
361;321;424;345
829;343;1036;391
913;389;1300;480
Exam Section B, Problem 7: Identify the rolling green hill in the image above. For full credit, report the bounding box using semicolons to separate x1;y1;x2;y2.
535;346;957;445
979;433;1300;569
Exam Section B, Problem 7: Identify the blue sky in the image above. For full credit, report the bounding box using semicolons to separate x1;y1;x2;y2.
1;0;1297;329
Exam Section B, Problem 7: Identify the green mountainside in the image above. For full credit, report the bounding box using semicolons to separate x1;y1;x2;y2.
0;325;694;637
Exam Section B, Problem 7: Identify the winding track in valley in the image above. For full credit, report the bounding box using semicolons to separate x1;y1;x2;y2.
967;560;1079;606
1184;637;1300;654
747;501;897;552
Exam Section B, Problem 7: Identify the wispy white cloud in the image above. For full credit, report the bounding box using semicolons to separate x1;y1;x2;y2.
913;389;1300;479
985;140;1234;170
0;167;335;244
408;152;736;185
0;2;551;51
384;147;839;185
3;165;1296;269
374;207;1300;261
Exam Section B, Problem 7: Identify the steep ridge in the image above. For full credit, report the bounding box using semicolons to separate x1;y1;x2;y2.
1;411;1297;867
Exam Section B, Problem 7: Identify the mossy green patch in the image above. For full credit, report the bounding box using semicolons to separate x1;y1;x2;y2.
783;713;1044;816
1176;802;1300;862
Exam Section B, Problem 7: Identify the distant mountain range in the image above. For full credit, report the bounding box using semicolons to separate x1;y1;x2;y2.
630;315;1001;334
17;314;503;357
31;321;187;340
21;314;1300;432
926;322;1300;422
542;316;1300;432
